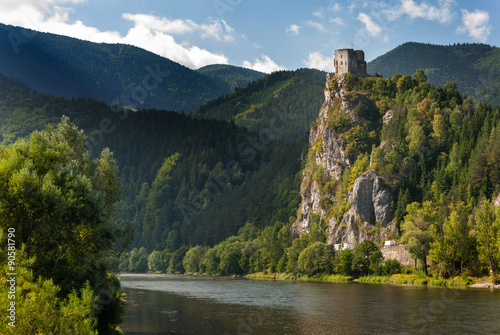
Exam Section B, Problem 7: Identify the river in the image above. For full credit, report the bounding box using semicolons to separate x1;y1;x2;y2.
119;274;500;335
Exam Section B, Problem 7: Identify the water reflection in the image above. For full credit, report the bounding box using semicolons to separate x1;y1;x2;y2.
119;274;500;335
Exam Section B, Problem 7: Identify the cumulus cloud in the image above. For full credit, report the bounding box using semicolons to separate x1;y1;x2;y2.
242;55;286;74
456;9;491;42
286;24;301;35
389;0;454;24
358;13;382;37
0;1;231;68
304;51;334;72
122;13;236;42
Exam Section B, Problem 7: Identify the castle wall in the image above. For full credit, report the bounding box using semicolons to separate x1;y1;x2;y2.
334;49;367;77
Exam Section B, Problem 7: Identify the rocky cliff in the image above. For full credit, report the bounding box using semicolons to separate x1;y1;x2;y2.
293;74;397;245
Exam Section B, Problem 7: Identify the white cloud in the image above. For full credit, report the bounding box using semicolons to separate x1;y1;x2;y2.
304;51;334;72
305;20;327;32
330;17;345;25
0;1;231;69
389;0;454;24
456;9;491;42
122;13;236;42
358;13;382;37
286;24;301;35
123;24;228;69
242;55;286;74
313;10;324;19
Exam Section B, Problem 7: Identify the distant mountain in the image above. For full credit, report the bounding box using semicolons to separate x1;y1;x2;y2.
0;23;231;112
367;42;500;106
196;64;266;91
192;68;326;141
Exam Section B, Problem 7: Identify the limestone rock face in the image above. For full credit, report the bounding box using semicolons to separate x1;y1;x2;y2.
372;175;394;226
349;171;393;226
327;171;395;245
293;73;396;245
293;180;323;236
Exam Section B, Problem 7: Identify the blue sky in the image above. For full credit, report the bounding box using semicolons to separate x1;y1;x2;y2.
1;0;498;73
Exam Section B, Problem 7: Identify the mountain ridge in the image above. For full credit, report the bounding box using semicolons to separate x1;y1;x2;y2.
367;41;500;106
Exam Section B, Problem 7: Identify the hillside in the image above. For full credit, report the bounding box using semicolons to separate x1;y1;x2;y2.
192;69;326;141
367;42;500;106
0;23;231;112
0;76;304;252
196;64;266;91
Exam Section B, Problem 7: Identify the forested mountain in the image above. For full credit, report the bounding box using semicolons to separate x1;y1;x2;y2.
0;74;304;255
192;69;326;141
367;42;500;106
196;64;266;91
0;23;232;112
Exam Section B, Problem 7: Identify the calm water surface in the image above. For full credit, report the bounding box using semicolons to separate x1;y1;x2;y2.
119;274;500;335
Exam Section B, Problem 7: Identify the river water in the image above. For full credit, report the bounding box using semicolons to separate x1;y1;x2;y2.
119;274;500;335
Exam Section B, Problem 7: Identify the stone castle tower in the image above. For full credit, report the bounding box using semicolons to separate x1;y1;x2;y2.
334;49;367;76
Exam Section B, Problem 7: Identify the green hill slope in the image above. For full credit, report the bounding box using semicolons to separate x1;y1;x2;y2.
0;23;230;112
367;42;500;106
192;69;326;141
0;76;304;251
196;64;266;91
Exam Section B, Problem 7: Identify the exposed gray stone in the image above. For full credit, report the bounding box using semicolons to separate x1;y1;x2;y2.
495;192;500;207
349;171;377;224
372;176;393;226
383;110;394;124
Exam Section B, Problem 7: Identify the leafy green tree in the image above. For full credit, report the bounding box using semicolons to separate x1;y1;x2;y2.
219;242;244;275
352;240;380;277
369;250;384;275
297;242;332;276
0;117;126;334
335;249;354;276
402;202;436;275
167;246;188;274
430;202;474;277
200;247;219;275
183;246;207;273
474;199;500;277
286;235;309;274
148;250;162;272
128;247;148;273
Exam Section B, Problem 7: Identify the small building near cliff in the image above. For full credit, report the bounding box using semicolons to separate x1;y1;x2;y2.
334;49;367;76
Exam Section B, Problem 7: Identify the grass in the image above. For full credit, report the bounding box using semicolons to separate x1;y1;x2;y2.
247;272;476;288
245;272;353;282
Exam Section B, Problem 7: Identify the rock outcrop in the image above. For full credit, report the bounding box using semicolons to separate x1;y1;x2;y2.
327;171;396;245
494;192;500;207
349;171;393;226
293;73;397;244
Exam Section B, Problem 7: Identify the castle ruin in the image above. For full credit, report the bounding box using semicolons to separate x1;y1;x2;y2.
334;49;367;77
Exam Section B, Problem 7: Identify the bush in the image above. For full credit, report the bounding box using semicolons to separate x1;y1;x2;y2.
383;259;402;276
